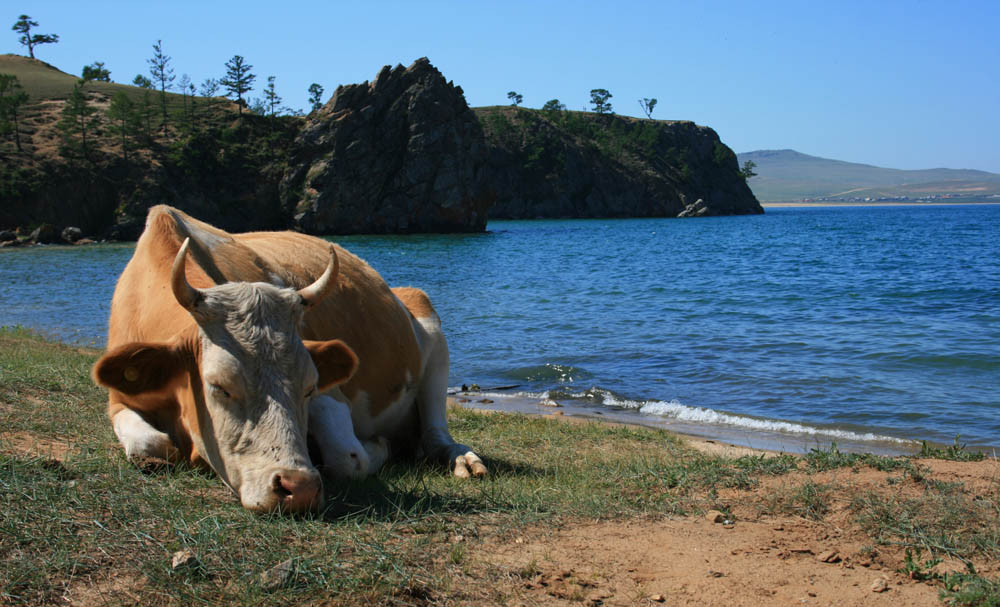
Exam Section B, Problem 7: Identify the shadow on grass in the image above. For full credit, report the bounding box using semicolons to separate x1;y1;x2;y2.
317;455;544;521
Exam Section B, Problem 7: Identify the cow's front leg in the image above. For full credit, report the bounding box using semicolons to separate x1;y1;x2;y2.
309;395;389;478
111;405;179;461
415;323;488;478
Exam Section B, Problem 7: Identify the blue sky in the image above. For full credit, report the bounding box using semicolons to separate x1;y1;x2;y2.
7;1;1000;172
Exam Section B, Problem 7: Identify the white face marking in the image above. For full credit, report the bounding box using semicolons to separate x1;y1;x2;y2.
187;281;320;511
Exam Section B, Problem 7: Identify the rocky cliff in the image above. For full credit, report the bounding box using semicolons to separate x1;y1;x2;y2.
1;55;760;241
478;107;762;219
281;58;493;234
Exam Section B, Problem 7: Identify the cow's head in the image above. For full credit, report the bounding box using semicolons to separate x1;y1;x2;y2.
94;238;359;513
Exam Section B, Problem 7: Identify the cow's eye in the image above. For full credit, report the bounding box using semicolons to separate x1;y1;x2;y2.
210;383;232;399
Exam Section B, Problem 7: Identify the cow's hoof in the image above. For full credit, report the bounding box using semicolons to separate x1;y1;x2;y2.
452;451;488;478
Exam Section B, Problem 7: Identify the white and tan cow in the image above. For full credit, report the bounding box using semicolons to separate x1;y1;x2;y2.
92;205;486;513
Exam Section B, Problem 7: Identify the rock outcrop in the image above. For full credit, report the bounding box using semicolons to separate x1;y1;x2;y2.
478;108;762;219
281;58;493;234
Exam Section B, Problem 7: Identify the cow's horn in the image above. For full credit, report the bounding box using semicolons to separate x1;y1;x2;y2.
171;238;203;310
298;246;339;307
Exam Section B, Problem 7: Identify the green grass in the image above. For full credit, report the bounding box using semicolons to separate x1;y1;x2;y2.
2;326;999;605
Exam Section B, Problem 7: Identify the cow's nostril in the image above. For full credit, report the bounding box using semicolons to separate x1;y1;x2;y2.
350;452;358;460
272;474;293;499
269;469;321;512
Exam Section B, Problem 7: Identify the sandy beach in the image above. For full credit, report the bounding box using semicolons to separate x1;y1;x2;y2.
761;201;1000;207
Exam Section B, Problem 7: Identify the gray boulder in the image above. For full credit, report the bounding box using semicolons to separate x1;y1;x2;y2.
29;223;60;244
61;226;83;243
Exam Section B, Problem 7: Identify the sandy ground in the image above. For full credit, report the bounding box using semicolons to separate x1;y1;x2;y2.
451;404;1000;606
479;458;1000;607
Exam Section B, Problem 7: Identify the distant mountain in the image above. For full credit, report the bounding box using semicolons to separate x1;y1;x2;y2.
737;149;1000;202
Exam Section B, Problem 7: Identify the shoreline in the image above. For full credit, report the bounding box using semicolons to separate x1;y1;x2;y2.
761;200;1000;207
447;393;923;457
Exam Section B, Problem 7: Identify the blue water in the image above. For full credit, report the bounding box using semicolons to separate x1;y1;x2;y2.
2;205;998;451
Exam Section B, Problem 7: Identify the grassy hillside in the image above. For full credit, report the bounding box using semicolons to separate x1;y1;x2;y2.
0;53;196;109
738;149;1000;202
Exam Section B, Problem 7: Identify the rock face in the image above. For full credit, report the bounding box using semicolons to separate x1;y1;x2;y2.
281;58;493;234
478;108;762;219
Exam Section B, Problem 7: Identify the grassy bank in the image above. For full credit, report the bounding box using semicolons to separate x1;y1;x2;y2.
1;327;998;606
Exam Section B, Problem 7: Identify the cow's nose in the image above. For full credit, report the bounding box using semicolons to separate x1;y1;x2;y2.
271;468;321;512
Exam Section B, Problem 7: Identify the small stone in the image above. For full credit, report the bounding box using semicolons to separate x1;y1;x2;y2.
479;398;494;404
61;226;83;243
817;550;841;563
260;559;295;592
871;577;888;593
649;594;665;602
706;510;725;523
171;549;200;571
539;398;562;407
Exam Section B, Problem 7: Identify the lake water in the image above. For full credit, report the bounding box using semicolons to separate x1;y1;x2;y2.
2;205;998;453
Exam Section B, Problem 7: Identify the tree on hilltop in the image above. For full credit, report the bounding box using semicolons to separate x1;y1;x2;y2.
639;97;657;119
0;73;29;151
507;91;523;107
308;83;324;111
82;62;111;82
263;76;282;117
542;99;566;113
220;55;256;119
589;89;613;114
132;74;153;89
147;40;175;135
12;15;59;59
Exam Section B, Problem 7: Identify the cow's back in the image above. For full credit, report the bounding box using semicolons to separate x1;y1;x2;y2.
235;230;423;415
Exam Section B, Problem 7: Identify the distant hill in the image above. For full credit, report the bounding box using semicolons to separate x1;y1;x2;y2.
737;149;1000;202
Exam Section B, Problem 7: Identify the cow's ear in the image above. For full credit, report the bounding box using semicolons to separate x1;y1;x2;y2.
93;342;187;398
304;340;359;390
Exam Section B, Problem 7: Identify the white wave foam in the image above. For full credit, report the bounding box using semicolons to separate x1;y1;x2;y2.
638;399;914;444
451;385;915;446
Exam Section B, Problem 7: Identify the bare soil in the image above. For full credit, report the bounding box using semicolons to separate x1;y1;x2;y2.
475;449;1000;607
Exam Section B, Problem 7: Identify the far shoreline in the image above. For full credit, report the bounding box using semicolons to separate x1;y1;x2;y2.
761;200;1000;208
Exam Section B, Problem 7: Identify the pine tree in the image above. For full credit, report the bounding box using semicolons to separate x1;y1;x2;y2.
308;83;324;112
11;15;59;59
0;74;30;152
82;62;111;82
106;91;138;161
220;55;255;119
147;40;175;135
58;81;98;159
263;76;282;117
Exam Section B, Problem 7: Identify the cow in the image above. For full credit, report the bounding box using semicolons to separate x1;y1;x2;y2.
92;205;487;513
